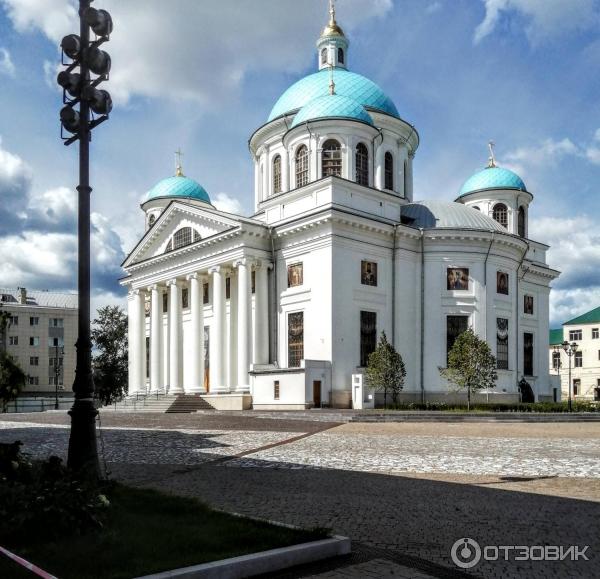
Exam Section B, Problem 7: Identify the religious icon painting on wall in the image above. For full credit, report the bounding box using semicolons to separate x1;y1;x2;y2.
361;260;378;286
287;263;303;288
446;267;469;291
497;271;509;295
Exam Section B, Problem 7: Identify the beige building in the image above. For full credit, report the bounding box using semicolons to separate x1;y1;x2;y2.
549;306;600;402
0;288;77;395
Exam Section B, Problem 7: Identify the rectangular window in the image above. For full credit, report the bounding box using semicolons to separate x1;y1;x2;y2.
251;270;256;294
573;379;580;396
203;282;209;304
9;315;18;326
29;356;39;366
569;329;582;341
49;318;64;328
523;332;533;376
287;312;304;368
447;267;469;291
287;263;303;288
49;376;64;386
575;351;583;368
274;381;280;400
9;336;18;346
361;261;378;287
497;271;509;295
225;277;231;300
552;351;561;369
593;328;599;339
496;318;509;370
447;315;468;364
182;287;189;309
162;292;168;313
30;336;40;346
524;295;534;315
360;311;377;367
30;316;39;326
28;376;39;386
51;337;64;347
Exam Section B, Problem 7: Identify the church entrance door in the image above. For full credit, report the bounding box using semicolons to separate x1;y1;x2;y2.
313;380;321;408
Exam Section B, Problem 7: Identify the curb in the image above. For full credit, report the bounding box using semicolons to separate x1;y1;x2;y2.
133;535;351;579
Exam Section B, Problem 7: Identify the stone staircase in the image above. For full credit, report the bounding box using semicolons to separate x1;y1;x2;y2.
165;394;215;413
105;393;215;413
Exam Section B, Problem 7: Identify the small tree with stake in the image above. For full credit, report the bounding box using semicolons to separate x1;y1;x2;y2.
365;332;406;408
440;327;497;410
0;353;26;413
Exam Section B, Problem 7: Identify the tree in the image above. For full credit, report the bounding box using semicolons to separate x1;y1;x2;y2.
440;327;497;410
0;353;26;412
365;332;406;407
0;307;10;354
91;306;128;405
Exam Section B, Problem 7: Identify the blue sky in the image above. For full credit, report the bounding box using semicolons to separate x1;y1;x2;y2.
0;0;599;326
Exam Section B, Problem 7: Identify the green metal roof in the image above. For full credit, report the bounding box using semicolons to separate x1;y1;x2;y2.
563;306;600;326
549;329;564;346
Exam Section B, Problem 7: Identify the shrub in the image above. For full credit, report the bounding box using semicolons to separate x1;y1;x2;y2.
385;401;600;413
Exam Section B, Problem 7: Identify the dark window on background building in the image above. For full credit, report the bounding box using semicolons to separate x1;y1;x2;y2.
288;312;304;367
593;328;599;339
361;260;377;286
447;267;469;291
360;311;377;367
569;329;582;341
573;379;580;396
355;143;369;186
524;332;533;376
322;139;342;177
182;288;189;309
384;152;394;190
287;263;303;288
552;351;561;369
496;318;509;370
447;316;468;364
524;295;534;315
575;351;583;368
203;282;209;304
497;271;509;295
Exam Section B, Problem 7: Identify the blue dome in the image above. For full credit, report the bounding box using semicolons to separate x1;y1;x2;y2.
459;166;527;197
291;94;373;128
147;175;211;204
269;68;399;121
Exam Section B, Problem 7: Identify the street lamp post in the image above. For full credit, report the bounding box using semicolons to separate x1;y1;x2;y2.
554;340;578;412
58;0;113;477
54;345;64;410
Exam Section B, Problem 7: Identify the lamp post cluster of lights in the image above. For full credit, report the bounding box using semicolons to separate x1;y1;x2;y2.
58;0;114;476
553;340;579;412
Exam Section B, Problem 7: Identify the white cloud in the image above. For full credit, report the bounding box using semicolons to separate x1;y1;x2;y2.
504;138;580;166
426;2;442;15
1;0;393;105
0;47;15;76
474;0;599;44
212;192;244;215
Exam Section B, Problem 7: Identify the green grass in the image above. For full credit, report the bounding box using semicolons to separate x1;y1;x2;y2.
0;484;328;579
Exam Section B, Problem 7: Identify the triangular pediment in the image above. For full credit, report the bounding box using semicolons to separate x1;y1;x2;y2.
123;201;243;268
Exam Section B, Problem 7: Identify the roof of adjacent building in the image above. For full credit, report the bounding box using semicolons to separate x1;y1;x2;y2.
563;306;600;326
269;68;400;122
402;200;507;232
549;329;564;345
0;288;78;309
458;166;528;198
146;175;211;204
291;93;374;128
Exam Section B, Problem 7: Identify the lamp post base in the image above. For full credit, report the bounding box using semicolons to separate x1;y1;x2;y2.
67;398;100;477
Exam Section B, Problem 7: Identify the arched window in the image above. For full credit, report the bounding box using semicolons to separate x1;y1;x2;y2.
321;48;328;65
492;203;508;228
338;47;344;64
355;143;369;186
272;155;282;195
384;152;393;190
173;227;193;249
295;145;309;188
148;214;156;228
518;206;526;237
322;139;342;178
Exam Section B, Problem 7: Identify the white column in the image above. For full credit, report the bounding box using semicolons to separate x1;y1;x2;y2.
375;142;384;190
186;273;205;393
253;261;270;366
227;269;238;390
281;148;289;193
127;289;144;395
209;266;226;392
262;154;269;199
235;259;251;391
149;284;163;393
168;279;183;394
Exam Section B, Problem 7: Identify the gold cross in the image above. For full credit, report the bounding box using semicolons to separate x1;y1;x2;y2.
488;141;496;168
175;148;184;176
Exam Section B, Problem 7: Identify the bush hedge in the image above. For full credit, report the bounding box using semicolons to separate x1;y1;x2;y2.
383;401;600;413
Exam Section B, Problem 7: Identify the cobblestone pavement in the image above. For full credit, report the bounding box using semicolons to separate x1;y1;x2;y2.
1;413;599;579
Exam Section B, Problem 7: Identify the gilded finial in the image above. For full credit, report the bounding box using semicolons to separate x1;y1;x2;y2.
487;141;496;168
321;0;345;37
175;148;184;177
329;0;336;24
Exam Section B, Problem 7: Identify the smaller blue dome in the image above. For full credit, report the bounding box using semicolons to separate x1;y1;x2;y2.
458;166;527;197
147;175;211;204
291;94;373;128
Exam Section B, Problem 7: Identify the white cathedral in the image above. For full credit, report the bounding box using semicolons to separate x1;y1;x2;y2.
122;7;560;409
